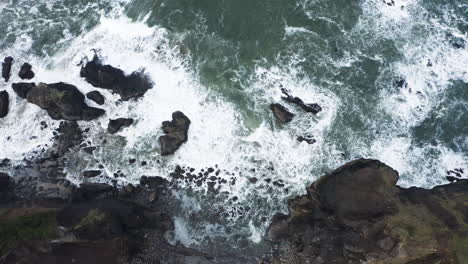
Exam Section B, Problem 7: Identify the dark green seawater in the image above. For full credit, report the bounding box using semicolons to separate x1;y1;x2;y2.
0;0;467;260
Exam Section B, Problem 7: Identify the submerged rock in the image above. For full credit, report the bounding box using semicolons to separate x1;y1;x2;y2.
18;62;35;80
297;135;316;144
86;90;105;105
0;90;9;118
2;56;13;82
267;159;468;264
108;118;134;134
83;170;102;178
80;55;153;101
159;111;191;155
281;88;322;114
24;82;105;121
270;103;294;123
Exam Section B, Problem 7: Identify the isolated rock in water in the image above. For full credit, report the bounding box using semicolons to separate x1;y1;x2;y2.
86;90;105;105
108;118;134;134
18;62;35;80
26;82;105;121
12;82;35;98
297;135;316;144
2;56;13;82
80;55;153;101
0;91;9;118
267;159;468;264
270;103;294;123
281;88;322;114
83;170;102;178
159;111;191;155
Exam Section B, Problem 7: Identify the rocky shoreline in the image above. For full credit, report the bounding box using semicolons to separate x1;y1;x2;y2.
1;158;467;263
1;55;467;264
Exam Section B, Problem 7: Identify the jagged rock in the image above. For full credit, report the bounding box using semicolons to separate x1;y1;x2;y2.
12;82;35;98
2;56;13;82
281;88;322;114
0;90;9;118
267;159;468;264
270;103;294;123
159;111;191;155
19;62;35;80
108;118;134;134
80;55;153;101
86;91;105;105
25;82;105;121
36;178;75;200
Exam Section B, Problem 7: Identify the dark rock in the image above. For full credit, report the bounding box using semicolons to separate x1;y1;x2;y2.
297;136;316;144
25;82;105;121
159;111;191;155
19;63;35;80
2;56;13;82
86;91;105;105
108;118;134;134
0;172;15;201
83;170;102;178
82;146;97;154
281;88;322;114
12;82;35;98
427;59;433;67
80;55;153;101
396;79;408;88
140;176;168;189
0;90;9;118
270;103;294;123
141;161;147;166
267;159;468;264
129;158;136;164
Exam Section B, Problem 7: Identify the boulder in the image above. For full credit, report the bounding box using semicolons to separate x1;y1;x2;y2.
158;111;191;155
86;91;105;105
108;118;134;134
0;90;9;118
270;103;294;123
281;88;322;114
18;62;35;80
297;136;316;144
25;82;105;121
12;82;35;99
267;159;468;264
2;56;13;82
83;170;102;178
80;56;153;101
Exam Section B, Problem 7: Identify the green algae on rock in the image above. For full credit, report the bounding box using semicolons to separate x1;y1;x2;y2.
267;159;468;264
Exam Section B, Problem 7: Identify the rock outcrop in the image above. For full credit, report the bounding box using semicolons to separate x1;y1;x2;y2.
267;159;468;264
86;91;105;105
108;118;134;134
281;88;322;114
159;111;191;156
270;103;294;123
80;56;153;101
2;57;13;82
16;82;105;121
0;91;9;118
18;62;35;80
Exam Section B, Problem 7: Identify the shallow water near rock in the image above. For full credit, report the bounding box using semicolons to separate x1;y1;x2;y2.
0;0;467;260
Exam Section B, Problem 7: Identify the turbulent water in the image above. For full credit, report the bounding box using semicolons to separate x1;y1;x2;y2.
1;0;467;258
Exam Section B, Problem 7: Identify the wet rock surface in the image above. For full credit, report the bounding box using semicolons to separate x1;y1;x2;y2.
267;159;468;264
20;82;105;121
159;111;191;155
108;118;134;134
12;82;35;98
270;103;294;123
80;55;153;101
2;56;13;82
281;88;322;114
86;90;105;105
0;90;9;118
18;62;35;80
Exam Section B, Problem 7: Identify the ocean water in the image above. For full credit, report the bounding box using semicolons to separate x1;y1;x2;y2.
0;0;467;258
